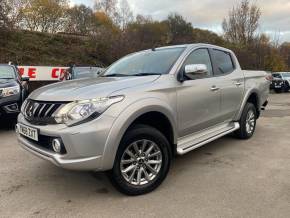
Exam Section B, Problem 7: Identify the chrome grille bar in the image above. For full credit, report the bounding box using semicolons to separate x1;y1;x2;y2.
23;100;66;125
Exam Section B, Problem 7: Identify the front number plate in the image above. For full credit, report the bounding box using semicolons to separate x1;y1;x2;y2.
19;124;39;141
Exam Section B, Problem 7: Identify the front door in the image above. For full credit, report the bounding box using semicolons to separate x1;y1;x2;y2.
176;48;222;137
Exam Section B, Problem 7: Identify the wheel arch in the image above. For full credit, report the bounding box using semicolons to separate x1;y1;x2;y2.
235;89;261;121
101;99;177;171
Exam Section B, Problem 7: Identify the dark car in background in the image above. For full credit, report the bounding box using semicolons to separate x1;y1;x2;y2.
0;64;29;119
271;72;290;93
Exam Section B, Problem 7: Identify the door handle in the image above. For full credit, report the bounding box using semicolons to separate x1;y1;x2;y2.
235;82;242;86
210;86;220;91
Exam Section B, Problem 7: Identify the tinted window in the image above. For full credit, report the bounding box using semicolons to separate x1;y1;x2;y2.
183;48;213;79
212;49;235;75
0;66;15;79
103;47;185;77
272;74;282;79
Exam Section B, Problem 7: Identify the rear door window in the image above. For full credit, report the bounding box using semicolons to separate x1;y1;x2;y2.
211;49;235;76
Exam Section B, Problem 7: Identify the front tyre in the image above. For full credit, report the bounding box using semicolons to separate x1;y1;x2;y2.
109;125;171;196
235;103;257;139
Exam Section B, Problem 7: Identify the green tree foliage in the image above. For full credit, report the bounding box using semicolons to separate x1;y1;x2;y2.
166;13;193;44
280;43;290;70
0;29;99;65
65;4;98;35
22;0;68;33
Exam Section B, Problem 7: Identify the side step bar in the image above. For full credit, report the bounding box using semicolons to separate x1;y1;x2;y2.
177;122;240;155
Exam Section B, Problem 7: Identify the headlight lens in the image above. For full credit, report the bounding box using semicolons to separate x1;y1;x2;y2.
0;86;20;97
54;95;124;126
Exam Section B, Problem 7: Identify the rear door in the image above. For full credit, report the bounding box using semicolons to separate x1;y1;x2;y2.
176;48;222;137
210;49;244;121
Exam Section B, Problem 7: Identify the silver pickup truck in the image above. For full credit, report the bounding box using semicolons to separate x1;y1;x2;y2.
16;44;270;195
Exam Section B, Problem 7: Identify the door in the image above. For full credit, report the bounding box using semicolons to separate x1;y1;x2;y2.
210;49;244;121
177;48;222;137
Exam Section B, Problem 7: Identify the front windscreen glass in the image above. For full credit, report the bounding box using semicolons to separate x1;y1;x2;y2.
0;66;15;79
102;47;185;77
272;74;282;79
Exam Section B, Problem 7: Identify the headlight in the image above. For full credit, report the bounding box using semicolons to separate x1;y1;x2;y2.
54;95;124;126
0;86;20;97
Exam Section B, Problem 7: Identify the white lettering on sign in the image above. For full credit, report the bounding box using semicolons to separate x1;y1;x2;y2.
18;66;69;81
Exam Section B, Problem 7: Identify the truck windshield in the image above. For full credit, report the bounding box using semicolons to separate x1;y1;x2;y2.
0;66;15;79
102;47;185;77
272;74;282;79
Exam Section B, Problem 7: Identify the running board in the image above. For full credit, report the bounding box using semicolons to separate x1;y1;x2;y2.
177;122;240;155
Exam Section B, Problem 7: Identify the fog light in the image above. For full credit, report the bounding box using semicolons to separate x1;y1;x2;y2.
4;103;19;113
52;139;62;153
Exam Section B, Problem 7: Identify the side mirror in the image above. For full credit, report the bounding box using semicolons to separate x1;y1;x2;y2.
21;76;30;82
185;64;208;75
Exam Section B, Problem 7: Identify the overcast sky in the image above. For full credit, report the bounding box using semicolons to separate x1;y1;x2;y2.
71;0;290;42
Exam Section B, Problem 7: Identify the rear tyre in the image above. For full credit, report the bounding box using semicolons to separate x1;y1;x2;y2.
109;124;171;196
235;103;257;140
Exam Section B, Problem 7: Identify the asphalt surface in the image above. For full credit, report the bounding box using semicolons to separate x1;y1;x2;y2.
0;93;289;218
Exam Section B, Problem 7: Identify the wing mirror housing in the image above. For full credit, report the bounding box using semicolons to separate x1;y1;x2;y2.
21;76;30;82
185;64;208;75
178;64;208;82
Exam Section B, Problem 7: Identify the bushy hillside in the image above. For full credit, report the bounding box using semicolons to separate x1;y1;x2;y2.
0;29;100;66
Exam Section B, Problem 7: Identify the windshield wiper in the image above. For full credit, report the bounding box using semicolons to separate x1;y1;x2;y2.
131;73;162;76
101;73;130;77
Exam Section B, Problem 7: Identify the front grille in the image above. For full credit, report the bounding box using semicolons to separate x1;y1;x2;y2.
23;99;67;125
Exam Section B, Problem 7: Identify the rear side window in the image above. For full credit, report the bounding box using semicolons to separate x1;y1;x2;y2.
211;49;235;75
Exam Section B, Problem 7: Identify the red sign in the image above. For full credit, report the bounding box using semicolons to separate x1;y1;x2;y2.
18;66;69;81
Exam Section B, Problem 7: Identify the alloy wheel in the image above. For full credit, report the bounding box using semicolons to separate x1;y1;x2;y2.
120;139;163;186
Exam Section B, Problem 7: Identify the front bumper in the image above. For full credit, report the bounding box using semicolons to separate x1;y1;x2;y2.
17;113;116;171
0;94;21;116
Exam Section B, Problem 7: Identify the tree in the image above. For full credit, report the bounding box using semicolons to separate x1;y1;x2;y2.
22;0;68;33
280;42;290;70
222;0;261;45
65;4;98;35
165;13;193;44
0;0;26;29
94;0;120;25
119;0;133;30
264;49;287;72
124;19;169;52
192;28;225;45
